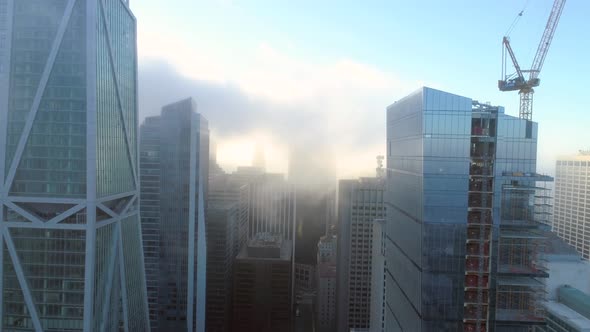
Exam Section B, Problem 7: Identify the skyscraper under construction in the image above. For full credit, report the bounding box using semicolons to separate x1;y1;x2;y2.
385;87;552;331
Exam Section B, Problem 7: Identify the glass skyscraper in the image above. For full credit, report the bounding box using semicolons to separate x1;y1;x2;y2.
386;87;551;331
0;0;149;331
140;98;209;332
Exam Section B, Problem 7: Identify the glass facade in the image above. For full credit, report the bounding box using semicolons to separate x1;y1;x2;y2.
385;87;549;332
139;98;209;332
8;0;86;197
0;0;149;331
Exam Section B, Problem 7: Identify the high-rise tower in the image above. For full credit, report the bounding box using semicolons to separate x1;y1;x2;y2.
0;0;149;330
385;87;552;331
336;177;385;331
140;98;209;332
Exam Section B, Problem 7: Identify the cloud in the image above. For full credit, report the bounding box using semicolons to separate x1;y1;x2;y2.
137;36;423;182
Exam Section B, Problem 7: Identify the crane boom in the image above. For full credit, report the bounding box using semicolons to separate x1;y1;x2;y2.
498;0;566;121
503;37;524;82
530;0;566;80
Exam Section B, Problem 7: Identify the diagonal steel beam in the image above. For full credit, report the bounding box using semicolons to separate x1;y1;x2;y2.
46;203;86;225
3;228;44;331
120;195;137;216
3;0;77;194
98;0;138;189
96;202;118;218
97;191;135;204
4;201;45;225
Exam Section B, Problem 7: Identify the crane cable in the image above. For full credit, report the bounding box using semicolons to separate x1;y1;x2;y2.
505;0;531;37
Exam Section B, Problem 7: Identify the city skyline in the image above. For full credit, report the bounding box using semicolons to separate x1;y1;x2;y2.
1;1;589;331
133;1;590;178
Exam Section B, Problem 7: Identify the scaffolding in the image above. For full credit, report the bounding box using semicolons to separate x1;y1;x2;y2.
495;173;553;328
464;107;497;332
464;103;553;331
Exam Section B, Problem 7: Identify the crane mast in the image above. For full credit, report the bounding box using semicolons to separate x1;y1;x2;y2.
498;0;566;121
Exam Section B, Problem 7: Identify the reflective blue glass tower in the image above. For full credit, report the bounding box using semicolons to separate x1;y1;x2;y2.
385;88;551;332
140;98;209;332
0;0;149;330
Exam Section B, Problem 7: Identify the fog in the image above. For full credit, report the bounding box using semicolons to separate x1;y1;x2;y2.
139;60;390;187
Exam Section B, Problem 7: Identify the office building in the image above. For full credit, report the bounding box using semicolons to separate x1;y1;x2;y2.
244;172;296;242
208;173;249;255
232;233;293;332
140;98;209;331
0;0;149;330
336;177;385;331
370;219;386;332
317;234;337;332
386;87;552;331
205;201;240;332
553;154;590;259
205;174;249;332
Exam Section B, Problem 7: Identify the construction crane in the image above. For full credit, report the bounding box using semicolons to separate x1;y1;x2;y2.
498;0;566;121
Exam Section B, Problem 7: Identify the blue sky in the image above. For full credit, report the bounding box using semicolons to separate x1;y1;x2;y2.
134;0;590;176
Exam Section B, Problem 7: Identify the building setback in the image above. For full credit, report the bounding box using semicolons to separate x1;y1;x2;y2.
553;154;590;260
385;87;552;331
139;98;209;332
0;0;149;330
336;177;385;331
232;233;293;332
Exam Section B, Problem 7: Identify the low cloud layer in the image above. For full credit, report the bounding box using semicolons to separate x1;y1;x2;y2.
137;35;422;184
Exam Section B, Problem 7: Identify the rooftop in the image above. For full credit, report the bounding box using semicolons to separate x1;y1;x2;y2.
545;301;590;331
544;231;581;261
559;286;590;320
237;233;292;261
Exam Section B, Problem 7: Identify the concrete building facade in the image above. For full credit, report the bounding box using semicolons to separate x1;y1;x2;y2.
0;0;149;330
336;177;385;331
553;154;590;260
139;98;209;331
